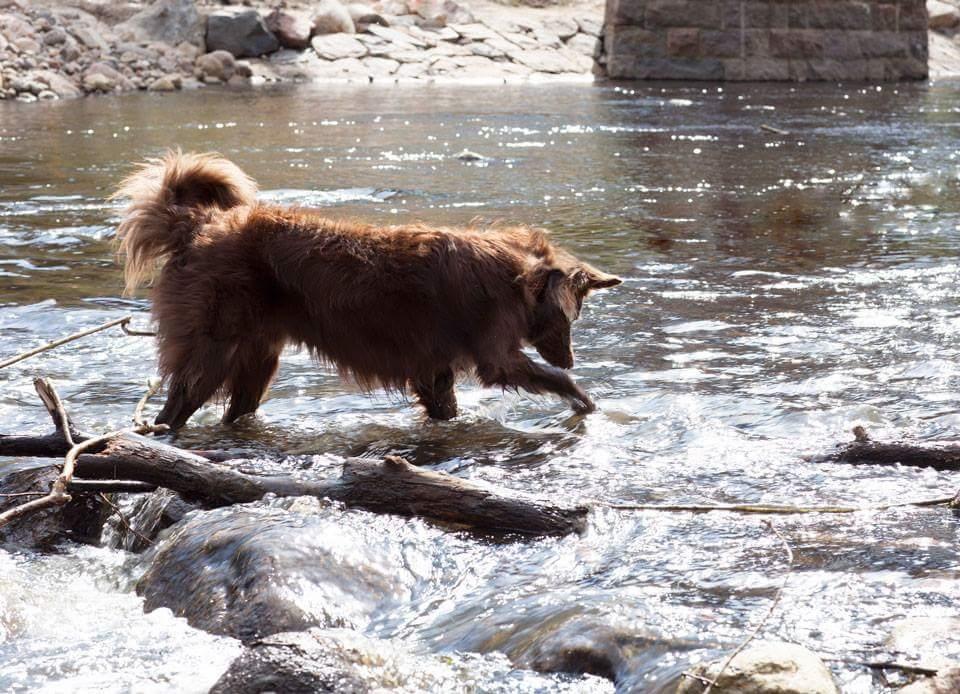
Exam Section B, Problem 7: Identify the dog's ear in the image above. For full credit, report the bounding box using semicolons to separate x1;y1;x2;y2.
571;265;622;295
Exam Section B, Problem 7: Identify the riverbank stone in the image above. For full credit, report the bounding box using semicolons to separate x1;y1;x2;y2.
206;9;279;58
115;0;205;49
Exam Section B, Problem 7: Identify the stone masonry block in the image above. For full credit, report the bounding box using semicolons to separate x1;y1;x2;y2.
667;27;700;57
646;1;722;29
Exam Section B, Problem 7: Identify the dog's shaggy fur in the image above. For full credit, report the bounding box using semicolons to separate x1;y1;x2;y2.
114;150;620;429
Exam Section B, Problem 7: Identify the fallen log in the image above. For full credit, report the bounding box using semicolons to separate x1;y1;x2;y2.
817;426;960;471
1;380;587;537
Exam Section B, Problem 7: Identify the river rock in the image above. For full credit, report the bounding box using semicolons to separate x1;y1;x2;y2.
210;627;589;693
412;0;474;27
206;10;279;58
32;69;82;98
0;466;110;550
566;32;601;58
195;49;236;82
574;15;602;37
677;642;838;694
116;0;205;48
265;9;312;50
148;73;182;91
83;61;135;91
312;0;355;35
543;17;578;41
885;617;960;671
311;33;367;60
512;48;580;73
135;499;420;642
347;3;388;29
0;12;33;42
899;668;960;693
929;1;960;31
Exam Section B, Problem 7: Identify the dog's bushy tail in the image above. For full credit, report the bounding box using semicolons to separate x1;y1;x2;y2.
112;149;257;294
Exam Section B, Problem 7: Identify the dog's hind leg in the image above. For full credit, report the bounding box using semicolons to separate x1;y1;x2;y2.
477;353;595;414
412;367;458;420
222;343;281;424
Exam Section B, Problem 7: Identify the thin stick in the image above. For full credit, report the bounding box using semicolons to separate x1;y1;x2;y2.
698;521;794;694
760;124;790;136
821;657;939;677
98;492;153;546
0;492;47;497
132;378;162;427
0;316;132;370
120;321;156;337
606;496;954;515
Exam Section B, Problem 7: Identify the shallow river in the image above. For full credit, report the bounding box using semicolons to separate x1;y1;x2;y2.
2;80;960;693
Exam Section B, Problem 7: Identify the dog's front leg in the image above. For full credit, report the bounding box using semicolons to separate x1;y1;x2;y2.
413;367;458;420
478;354;596;414
155;380;212;431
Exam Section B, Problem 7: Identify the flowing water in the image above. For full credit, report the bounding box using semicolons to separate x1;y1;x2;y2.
2;81;960;693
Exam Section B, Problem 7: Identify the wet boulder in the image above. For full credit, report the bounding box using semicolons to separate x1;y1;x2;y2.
206;9;279;58
115;0;205;49
211;627;606;693
0;466;110;550
135;498;421;642
677;642;838;694
209;629;376;693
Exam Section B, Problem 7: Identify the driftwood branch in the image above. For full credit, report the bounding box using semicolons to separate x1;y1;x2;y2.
0;381;587;537
818;426;960;471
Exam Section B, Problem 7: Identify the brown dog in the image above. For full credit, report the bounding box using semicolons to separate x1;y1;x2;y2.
113;150;620;430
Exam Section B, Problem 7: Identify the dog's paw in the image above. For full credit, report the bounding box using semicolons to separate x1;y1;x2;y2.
571;394;596;415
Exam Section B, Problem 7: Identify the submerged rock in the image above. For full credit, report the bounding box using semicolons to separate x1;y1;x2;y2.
135;498;421;642
677;642;838;694
211;627;609;693
0;466;110;550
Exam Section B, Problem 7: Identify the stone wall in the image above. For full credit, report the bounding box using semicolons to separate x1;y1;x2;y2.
602;1;929;81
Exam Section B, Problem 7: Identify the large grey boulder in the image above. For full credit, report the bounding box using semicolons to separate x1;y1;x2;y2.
135;498;418;642
677;642;838;694
115;0;205;49
206;9;279;58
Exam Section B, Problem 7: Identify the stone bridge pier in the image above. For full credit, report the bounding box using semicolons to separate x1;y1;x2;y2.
601;1;928;80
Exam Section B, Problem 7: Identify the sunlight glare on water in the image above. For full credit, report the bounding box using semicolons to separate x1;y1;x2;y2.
1;81;960;692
